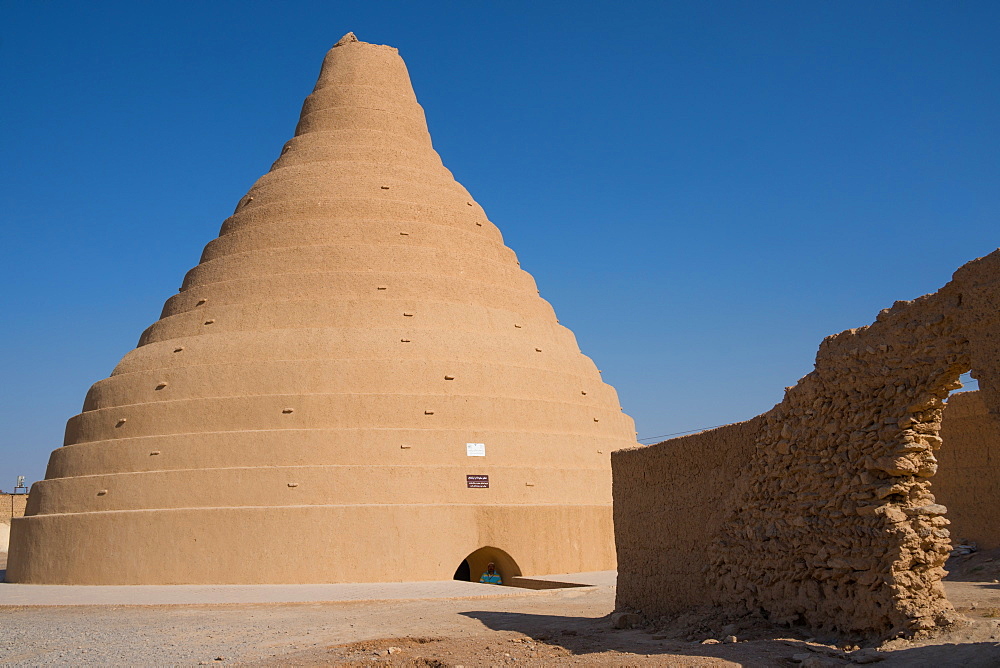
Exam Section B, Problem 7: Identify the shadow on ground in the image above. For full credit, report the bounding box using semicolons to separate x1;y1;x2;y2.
945;547;1000;583
460;609;795;663
461;610;1000;666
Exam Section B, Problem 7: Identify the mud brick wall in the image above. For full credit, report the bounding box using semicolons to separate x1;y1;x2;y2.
935;391;1000;550
615;250;1000;638
1;494;29;553
613;418;761;615
2;494;28;523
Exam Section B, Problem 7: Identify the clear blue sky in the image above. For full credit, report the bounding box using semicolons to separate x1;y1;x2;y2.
2;1;997;487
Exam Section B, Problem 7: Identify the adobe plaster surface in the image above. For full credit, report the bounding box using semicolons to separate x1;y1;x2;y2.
614;249;1000;638
934;390;1000;550
0;494;28;554
7;33;637;584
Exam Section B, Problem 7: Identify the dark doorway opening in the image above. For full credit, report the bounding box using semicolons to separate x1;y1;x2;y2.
453;559;471;582
454;546;521;585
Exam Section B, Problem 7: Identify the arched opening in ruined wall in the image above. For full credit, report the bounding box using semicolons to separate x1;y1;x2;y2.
614;251;1000;639
700;290;983;635
453;546;521;585
932;372;1000;557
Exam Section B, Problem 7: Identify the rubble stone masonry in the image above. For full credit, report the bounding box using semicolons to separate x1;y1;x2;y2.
614;249;1000;638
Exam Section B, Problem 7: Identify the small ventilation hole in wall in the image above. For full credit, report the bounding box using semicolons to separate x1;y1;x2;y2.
115;419;127;428
381;185;390;190
444;375;455;380
514;323;522;328
173;347;184;353
282;408;294;414
155;382;168;390
467;202;473;206
525;482;535;487
150;451;161;456
597;449;604;454
400;444;412;449
97;490;108;496
476;221;483;226
581;391;588;395
204;320;215;325
287;482;299;488
400;338;411;343
594;418;600;422
399;231;409;236
535;348;542;352
195;299;207;306
377;286;387;291
424;410;435;415
403;312;414;317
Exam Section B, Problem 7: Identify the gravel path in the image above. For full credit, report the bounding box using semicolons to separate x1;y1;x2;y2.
0;588;615;666
0;571;615;607
3;575;1000;666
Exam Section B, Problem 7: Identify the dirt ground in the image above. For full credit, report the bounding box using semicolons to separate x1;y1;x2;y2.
4;557;1000;667
944;546;1000;584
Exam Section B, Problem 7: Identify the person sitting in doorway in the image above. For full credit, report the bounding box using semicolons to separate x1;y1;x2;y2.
479;562;502;585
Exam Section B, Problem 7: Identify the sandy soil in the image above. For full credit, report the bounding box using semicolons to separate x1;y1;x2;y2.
3;567;1000;667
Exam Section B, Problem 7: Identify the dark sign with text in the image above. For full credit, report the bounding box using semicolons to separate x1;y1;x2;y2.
466;474;489;488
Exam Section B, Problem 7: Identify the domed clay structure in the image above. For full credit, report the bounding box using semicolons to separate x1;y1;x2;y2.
8;34;637;585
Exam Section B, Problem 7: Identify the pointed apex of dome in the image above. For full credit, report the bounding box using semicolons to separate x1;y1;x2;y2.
334;32;359;47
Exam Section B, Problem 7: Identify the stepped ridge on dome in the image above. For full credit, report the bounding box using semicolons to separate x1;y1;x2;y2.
7;33;638;586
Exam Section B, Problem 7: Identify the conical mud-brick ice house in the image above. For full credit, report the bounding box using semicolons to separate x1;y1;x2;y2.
8;34;638;585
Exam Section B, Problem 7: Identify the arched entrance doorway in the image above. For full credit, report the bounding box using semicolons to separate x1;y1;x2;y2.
453;546;521;585
452;559;471;582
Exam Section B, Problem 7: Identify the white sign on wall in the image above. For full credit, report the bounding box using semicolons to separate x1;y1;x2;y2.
466;442;486;457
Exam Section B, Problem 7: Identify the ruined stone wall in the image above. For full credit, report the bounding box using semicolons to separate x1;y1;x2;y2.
614;250;1000;638
935;390;1000;550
